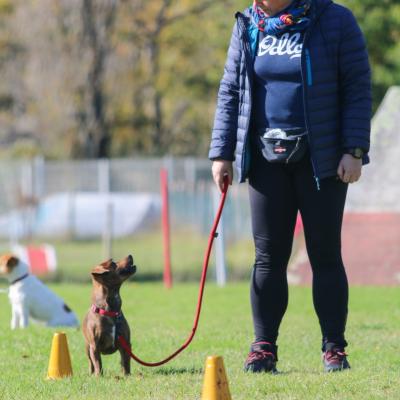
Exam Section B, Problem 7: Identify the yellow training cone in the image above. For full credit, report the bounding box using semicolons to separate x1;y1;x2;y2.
47;332;73;379
201;355;232;400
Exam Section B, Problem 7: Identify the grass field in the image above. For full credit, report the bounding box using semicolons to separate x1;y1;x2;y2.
0;283;399;400
7;231;256;282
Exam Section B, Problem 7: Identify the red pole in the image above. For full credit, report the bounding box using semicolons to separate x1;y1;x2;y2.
160;168;172;288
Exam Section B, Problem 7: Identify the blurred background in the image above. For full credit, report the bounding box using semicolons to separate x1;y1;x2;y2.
0;0;398;285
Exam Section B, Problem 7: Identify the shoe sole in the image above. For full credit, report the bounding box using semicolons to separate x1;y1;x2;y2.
324;363;351;373
244;367;279;374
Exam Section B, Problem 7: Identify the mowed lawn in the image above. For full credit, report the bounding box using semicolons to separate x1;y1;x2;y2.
20;232;256;282
0;283;399;399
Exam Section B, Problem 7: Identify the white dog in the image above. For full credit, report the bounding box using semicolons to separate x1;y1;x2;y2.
0;254;79;329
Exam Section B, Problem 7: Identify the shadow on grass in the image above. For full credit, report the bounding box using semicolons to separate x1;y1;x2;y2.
271;368;338;376
154;368;317;376
153;367;203;375
249;369;320;376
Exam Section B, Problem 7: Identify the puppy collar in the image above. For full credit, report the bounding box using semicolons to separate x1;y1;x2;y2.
10;273;29;285
91;304;120;318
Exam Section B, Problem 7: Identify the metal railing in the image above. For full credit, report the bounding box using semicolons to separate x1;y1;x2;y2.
0;157;252;243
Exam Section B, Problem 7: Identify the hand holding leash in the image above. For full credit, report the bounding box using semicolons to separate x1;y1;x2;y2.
212;160;233;192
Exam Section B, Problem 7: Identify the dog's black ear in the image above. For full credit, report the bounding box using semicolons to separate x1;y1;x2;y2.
6;255;19;269
127;255;133;265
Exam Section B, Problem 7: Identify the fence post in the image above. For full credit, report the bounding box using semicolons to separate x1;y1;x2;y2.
184;157;196;189
67;193;75;239
160;168;172;288
98;159;110;192
103;201;113;260
99;159;112;259
212;185;227;287
9;211;20;248
33;156;45;200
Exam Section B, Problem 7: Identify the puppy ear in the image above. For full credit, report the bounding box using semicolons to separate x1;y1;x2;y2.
91;266;109;276
7;256;19;268
91;260;112;276
100;258;115;268
0;254;19;274
2;255;19;269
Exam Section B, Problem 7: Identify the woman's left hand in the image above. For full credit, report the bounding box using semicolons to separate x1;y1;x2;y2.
337;154;362;183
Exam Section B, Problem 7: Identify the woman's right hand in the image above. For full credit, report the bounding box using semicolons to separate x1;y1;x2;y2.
212;159;233;192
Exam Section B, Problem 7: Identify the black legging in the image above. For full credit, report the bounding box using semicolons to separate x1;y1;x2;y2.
248;148;349;349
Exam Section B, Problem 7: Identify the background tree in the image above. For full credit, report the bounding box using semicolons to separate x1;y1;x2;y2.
339;0;400;111
79;0;118;158
112;0;232;156
0;0;398;159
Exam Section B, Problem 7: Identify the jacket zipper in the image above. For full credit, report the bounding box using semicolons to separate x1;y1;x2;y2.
236;13;254;181
300;1;334;190
301;32;320;190
305;49;313;86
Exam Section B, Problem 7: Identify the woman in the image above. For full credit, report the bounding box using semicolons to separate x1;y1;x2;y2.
209;0;371;373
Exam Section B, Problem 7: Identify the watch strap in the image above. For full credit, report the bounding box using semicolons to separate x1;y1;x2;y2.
345;148;364;159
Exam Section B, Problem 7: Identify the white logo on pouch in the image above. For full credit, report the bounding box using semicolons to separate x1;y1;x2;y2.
258;32;303;59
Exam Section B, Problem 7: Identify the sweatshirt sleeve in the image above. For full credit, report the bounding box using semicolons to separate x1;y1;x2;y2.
338;8;372;153
208;21;242;161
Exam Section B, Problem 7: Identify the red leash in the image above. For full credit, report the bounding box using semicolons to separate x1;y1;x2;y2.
118;176;230;367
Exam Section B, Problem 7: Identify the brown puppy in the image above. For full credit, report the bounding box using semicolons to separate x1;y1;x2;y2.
82;255;136;376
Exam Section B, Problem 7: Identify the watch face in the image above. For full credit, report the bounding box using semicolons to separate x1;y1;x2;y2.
354;148;363;158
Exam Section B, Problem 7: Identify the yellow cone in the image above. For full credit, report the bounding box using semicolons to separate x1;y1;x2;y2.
47;332;73;379
201;355;232;400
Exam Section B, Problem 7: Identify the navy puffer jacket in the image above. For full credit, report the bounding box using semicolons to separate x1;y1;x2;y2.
209;0;372;185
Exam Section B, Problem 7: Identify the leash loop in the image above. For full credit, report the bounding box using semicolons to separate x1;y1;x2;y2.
118;176;230;367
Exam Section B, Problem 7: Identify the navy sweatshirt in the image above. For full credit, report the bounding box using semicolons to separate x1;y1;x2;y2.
253;30;306;131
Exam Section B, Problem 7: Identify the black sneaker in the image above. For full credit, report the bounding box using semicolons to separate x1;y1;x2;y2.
244;341;278;373
322;342;350;372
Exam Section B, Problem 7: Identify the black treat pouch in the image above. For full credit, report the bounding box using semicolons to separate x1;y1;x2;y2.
258;128;308;163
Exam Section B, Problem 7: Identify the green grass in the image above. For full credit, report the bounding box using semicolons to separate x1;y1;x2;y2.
10;231;255;282
0;283;399;399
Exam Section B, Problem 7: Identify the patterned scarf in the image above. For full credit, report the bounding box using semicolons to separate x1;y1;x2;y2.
251;0;312;36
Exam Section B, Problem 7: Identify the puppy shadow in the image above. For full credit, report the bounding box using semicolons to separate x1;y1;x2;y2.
154;367;203;376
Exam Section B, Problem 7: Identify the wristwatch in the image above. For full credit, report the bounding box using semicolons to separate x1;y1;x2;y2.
345;148;364;159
